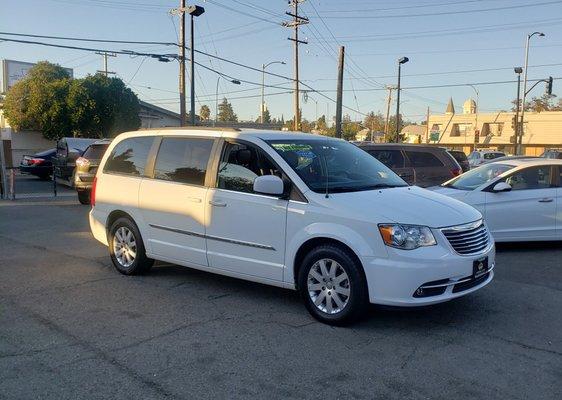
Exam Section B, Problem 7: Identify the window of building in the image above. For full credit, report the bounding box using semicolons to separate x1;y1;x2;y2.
482;123;504;137
450;123;472;137
104;137;154;176
405;151;444;167
153;137;214;186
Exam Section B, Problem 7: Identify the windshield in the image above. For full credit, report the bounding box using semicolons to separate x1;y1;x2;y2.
267;139;407;193
444;163;514;190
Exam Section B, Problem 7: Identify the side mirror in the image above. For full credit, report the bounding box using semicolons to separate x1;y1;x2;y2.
492;182;512;192
253;175;284;196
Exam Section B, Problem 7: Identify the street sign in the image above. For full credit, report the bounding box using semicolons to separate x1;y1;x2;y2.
430;131;439;142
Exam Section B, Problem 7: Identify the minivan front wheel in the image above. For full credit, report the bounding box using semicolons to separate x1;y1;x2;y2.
298;245;368;325
109;218;153;275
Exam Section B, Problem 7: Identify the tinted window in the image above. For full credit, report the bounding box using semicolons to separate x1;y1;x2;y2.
405;151;444;167
217;142;282;193
154;137;214;186
484;152;504;160
449;151;467;163
104;137;154;176
368;150;405;169
269;139;407;193
505;166;552;190
83;144;109;160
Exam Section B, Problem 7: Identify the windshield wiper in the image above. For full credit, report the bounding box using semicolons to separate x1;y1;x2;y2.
327;183;406;193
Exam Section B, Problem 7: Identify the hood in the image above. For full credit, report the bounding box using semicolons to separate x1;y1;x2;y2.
319;186;481;228
430;186;473;200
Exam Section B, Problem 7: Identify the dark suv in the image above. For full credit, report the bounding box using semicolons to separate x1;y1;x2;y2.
355;143;462;187
447;150;470;172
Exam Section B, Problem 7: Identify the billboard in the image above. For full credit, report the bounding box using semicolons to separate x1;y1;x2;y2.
1;60;73;93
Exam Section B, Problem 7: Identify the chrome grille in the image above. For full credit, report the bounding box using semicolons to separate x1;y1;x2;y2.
441;220;490;255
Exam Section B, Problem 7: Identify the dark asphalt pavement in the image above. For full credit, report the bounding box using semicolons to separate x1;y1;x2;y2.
0;201;561;400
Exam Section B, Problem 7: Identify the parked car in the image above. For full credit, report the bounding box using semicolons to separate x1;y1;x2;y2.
467;149;506;168
355;143;462;187
19;148;56;180
54;137;98;185
541;148;562;159
448;149;470;172
433;159;562;242
90;129;495;325
74;139;111;205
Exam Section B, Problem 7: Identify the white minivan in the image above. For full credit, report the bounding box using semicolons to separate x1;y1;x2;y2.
90;128;495;325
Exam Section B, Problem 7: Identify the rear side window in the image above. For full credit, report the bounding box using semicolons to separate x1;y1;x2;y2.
153;137;214;186
83;144;109;160
405;151;444;167
103;137;154;176
449;151;467;162
368;150;405;169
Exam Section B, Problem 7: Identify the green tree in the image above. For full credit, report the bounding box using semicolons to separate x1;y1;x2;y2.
67;73;140;138
3;61;73;140
315;115;327;132
218;98;237;122
199;104;211;121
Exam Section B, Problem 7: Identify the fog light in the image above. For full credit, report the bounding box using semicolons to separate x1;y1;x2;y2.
415;288;423;296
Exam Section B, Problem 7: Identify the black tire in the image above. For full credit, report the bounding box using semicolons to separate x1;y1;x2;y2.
38;174;51;181
77;190;90;205
298;244;368;326
108;217;154;275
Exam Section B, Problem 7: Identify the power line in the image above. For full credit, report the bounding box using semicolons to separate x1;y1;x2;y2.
320;0;504;13
204;0;282;26
319;0;562;19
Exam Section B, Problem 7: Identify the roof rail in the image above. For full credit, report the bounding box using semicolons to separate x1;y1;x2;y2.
138;126;241;132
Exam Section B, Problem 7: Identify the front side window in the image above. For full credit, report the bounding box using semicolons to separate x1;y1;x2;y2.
368;150;405;169
444;163;514;190
104;136;154;176
505;166;552;190
83;144;110;160
154;137;214;186
405;151;444;167
268;139;407;193
217;141;281;193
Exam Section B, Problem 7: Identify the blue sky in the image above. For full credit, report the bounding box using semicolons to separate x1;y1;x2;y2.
1;0;562;124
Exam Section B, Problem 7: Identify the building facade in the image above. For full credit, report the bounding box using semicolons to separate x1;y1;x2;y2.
425;98;562;155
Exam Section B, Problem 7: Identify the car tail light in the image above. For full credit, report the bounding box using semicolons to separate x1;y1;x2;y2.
451;167;462;177
91;176;97;206
29;158;45;165
76;157;90;168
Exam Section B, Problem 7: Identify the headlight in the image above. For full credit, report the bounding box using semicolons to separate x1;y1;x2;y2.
378;224;436;250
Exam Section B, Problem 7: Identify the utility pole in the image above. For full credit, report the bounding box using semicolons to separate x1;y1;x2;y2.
284;1;308;131
177;0;187;126
335;46;345;138
514;67;523;152
95;51;116;76
384;86;394;142
426;106;430;144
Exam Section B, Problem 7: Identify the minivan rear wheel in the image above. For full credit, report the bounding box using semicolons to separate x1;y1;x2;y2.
298;244;368;325
109;217;154;275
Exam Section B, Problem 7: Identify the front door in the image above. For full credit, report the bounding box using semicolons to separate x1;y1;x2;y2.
485;165;557;240
205;140;288;282
139;136;215;267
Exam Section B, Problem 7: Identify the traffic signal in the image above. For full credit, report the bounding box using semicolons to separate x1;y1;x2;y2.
511;115;517;130
546;76;553;95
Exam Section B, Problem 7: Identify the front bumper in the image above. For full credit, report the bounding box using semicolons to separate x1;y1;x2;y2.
361;242;495;306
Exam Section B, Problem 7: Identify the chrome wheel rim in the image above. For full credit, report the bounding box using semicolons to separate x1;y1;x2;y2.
307;258;350;315
113;227;137;268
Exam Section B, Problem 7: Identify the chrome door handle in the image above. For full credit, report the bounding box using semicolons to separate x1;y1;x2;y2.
538;198;553;203
186;197;202;203
209;200;227;207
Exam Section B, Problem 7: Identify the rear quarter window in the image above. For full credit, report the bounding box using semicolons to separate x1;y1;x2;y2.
405;151;444;167
103;137;154;176
83;144;110;160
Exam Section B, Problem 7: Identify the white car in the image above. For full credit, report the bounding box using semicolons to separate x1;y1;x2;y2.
434;159;562;242
468;150;506;168
89;128;495;325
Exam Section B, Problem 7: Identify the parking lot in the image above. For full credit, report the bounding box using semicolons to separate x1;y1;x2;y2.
0;200;561;400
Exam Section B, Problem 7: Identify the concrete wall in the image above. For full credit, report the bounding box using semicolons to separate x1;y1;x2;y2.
3;128;56;166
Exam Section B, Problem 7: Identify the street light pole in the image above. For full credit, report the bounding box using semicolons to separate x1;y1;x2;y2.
261;61;285;124
395;57;409;143
514;67;523;152
187;5;205;126
519;31;545;154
